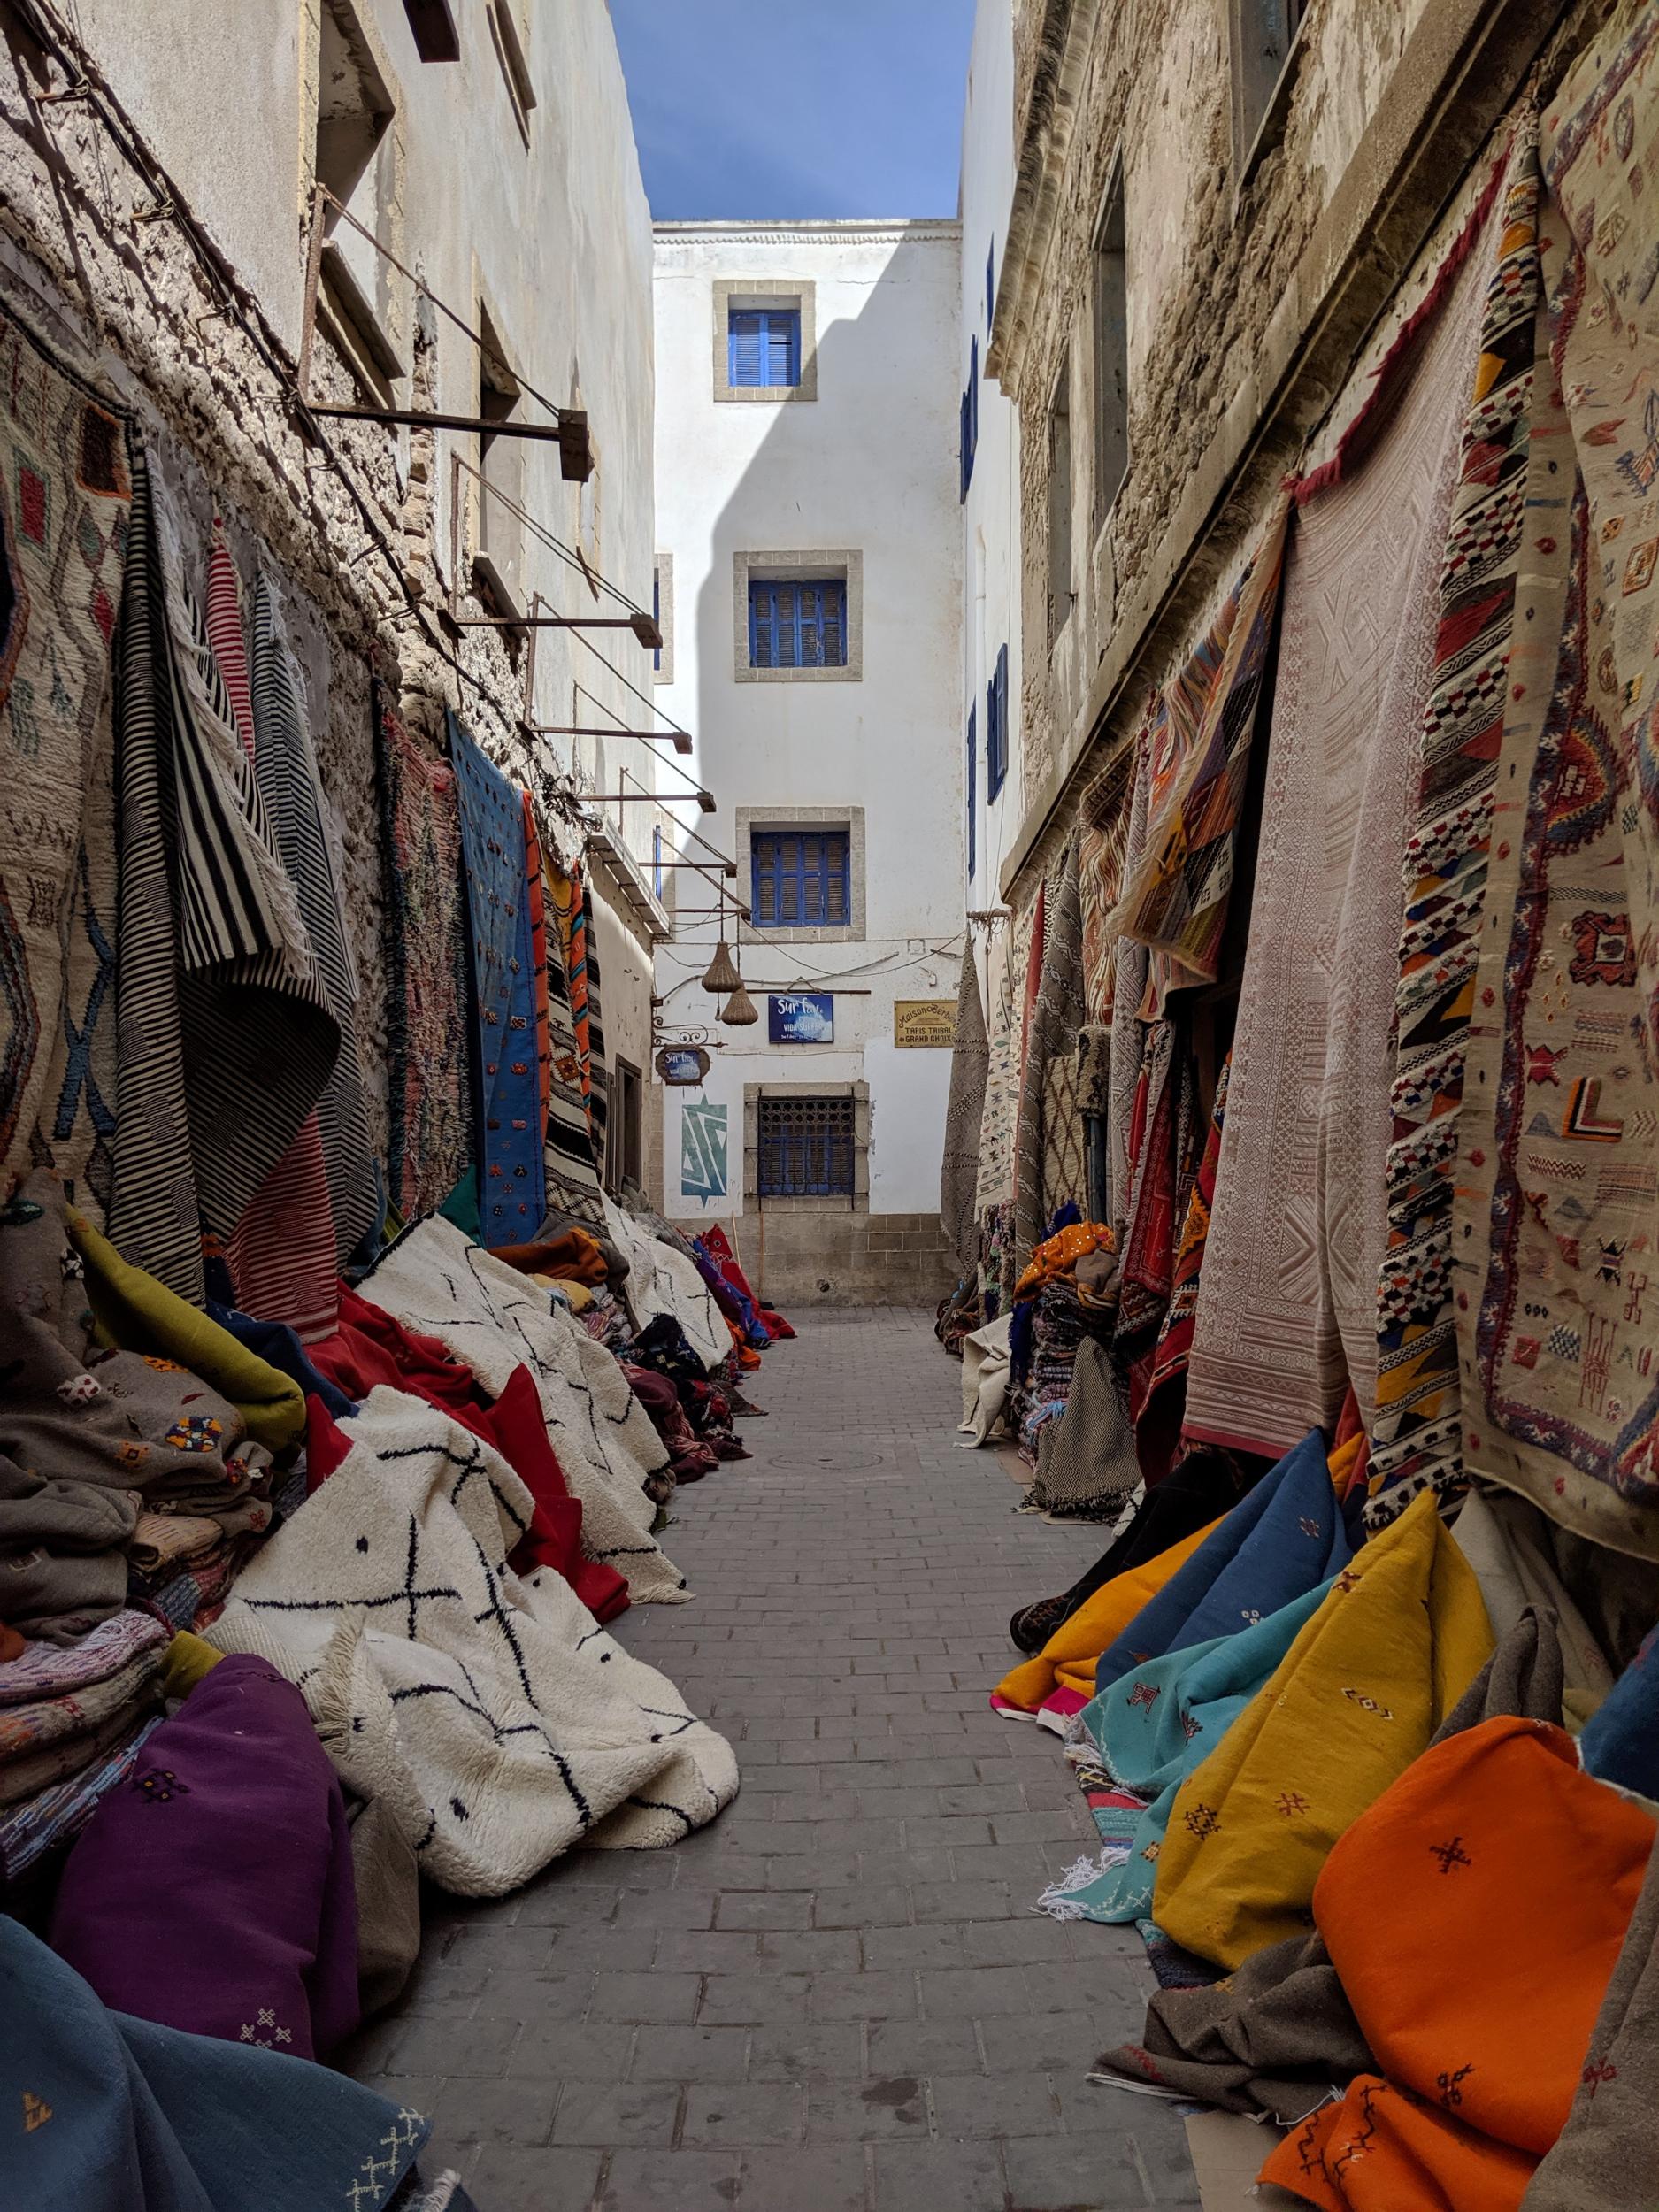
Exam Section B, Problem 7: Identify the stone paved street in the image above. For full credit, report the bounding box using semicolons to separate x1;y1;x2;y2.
347;1308;1201;2212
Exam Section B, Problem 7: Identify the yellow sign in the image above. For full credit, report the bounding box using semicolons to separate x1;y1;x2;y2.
893;1000;956;1048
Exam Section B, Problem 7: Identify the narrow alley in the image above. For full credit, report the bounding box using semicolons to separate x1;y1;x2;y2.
348;1310;1197;2212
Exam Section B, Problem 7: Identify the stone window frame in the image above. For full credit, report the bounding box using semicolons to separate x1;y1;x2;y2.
735;803;866;946
651;551;674;685
712;278;818;403
743;1079;870;1215
733;549;864;684
305;0;411;402
1228;0;1310;191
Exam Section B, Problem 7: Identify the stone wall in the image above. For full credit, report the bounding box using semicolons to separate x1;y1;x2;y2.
994;0;1619;895
702;1210;957;1312
0;0;662;1165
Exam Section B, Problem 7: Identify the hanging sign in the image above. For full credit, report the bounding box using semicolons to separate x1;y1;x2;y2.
893;999;956;1048
768;992;834;1045
656;1045;710;1087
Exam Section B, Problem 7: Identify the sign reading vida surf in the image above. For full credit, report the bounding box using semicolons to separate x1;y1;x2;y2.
768;992;835;1045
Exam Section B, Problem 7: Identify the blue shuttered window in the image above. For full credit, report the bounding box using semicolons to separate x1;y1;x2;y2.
728;308;802;388
652;825;664;898
987;643;1009;801
965;703;977;880
757;1094;856;1197
959;335;979;503
748;579;847;670
751;829;851;930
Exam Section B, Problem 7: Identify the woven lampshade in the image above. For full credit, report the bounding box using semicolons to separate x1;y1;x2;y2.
700;937;742;994
718;983;759;1026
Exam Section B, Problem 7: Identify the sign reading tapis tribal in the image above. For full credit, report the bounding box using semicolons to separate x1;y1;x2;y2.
680;1099;728;1203
893;1000;956;1048
768;993;833;1045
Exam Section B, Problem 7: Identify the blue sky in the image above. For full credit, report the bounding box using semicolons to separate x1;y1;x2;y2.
609;0;976;220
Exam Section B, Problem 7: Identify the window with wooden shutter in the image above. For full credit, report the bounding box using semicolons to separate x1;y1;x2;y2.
728;307;801;388
748;580;848;670
751;829;852;930
987;644;1009;801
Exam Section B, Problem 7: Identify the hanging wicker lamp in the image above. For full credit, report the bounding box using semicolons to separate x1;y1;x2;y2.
718;982;759;1026
700;937;742;995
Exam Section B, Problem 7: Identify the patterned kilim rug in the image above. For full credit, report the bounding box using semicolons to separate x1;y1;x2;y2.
526;797;606;1229
1367;131;1544;1525
372;680;472;1223
941;945;989;1276
205;531;336;1342
449;712;547;1247
155;482;338;1261
0;298;132;1214
1017;841;1085;1259
1112;495;1290;1018
105;454;201;1299
1185;174;1494;1461
974;907;1023;1224
250;570;378;1262
1451;29;1659;1562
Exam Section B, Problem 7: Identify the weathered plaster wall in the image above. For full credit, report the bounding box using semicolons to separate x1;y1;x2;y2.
0;0;660;1156
995;0;1610;875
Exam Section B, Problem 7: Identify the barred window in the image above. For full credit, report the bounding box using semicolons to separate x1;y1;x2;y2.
757;1094;856;1199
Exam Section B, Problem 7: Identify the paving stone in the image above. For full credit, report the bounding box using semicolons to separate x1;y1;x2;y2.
1002;2130;1189;2210
627;2024;749;2082
597;2149;741;2210
717;1890;814;1932
871;2137;1006;2212
748;2022;865;2084
349;1309;1194;2212
385;2016;521;2077
588;1972;701;2025
864;2016;982;2078
681;2081;807;2147
505;2023;635;2083
468;2146;603;2212
550;2080;681;2147
805;2077;928;2142
737;2144;868;2212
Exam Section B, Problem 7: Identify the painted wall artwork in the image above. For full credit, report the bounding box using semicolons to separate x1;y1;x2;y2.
768;992;834;1044
680;1099;728;1203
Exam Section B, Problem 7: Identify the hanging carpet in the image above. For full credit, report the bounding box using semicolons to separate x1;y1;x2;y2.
448;711;546;1246
1185;173;1494;1460
1451;35;1659;1560
0;297;132;1217
1366;134;1545;1522
1112;493;1291;1016
1017;838;1087;1257
525;796;606;1229
941;946;989;1275
372;681;472;1222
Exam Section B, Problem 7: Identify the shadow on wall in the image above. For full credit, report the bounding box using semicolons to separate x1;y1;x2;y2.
664;248;963;1311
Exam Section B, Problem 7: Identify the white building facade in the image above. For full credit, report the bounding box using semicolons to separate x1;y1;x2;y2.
649;220;964;1306
959;0;1025;1058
